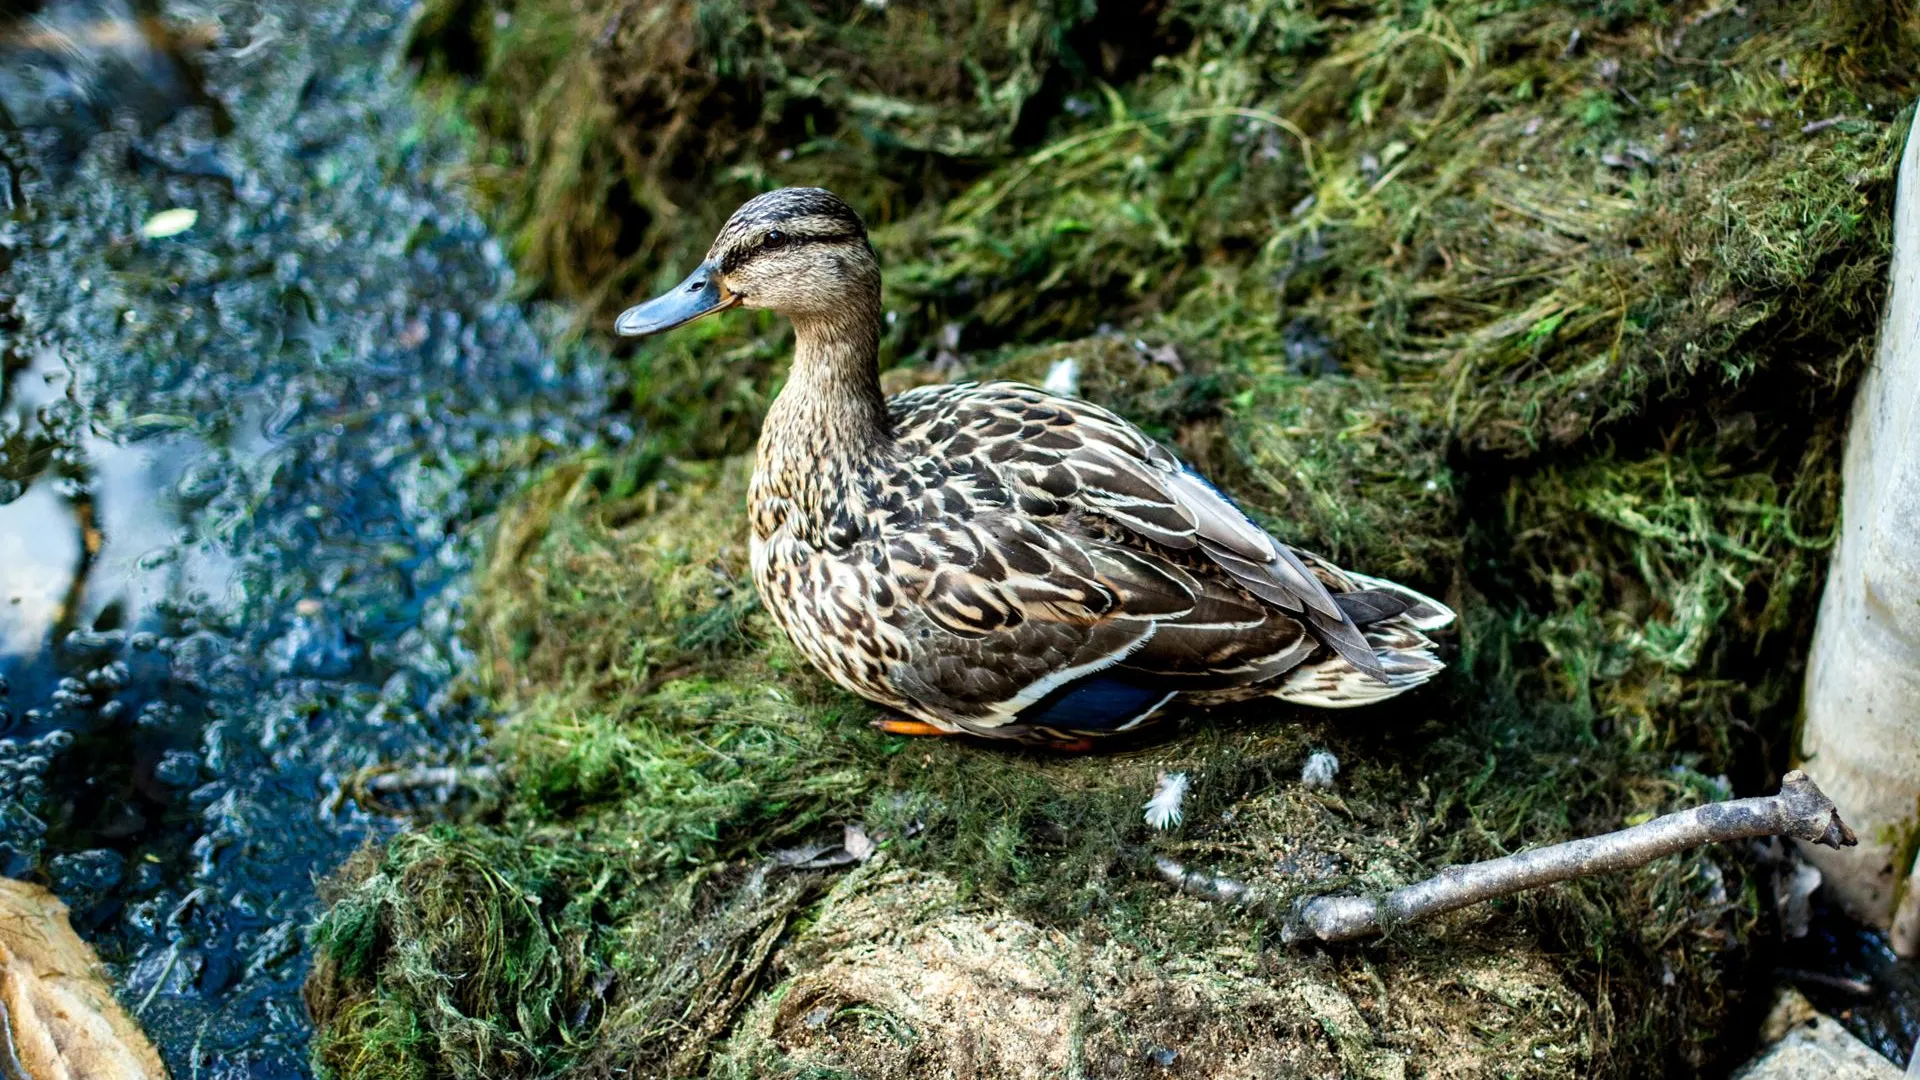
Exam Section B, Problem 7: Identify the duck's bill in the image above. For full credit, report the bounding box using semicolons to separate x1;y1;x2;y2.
615;263;740;336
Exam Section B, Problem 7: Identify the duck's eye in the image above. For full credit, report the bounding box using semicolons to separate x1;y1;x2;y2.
763;229;787;249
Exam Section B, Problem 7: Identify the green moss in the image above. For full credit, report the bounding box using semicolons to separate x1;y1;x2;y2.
310;0;1918;1077
879;0;1905;455
1226;374;1457;580
406;0;1144;314
1886;802;1920;917
1493;429;1841;755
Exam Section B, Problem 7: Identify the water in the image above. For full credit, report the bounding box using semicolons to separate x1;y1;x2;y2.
0;0;615;1073
1780;899;1920;1069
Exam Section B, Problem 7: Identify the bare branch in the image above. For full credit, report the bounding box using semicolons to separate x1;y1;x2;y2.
1279;771;1856;943
360;764;502;794
1155;855;1256;904
333;763;502;815
1150;772;1857;943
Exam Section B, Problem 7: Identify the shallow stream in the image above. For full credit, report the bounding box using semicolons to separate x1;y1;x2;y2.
0;0;612;1072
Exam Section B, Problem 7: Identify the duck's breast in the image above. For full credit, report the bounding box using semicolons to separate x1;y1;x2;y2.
750;513;914;714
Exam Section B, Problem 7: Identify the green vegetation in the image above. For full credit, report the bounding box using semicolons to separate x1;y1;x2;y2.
308;0;1916;1076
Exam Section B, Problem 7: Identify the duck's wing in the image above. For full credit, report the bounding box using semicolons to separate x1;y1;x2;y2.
878;510;1315;733
890;381;1387;682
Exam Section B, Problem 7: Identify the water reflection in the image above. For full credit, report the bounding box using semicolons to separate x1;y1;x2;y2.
0;482;79;659
0;346;87;679
0;340;236;697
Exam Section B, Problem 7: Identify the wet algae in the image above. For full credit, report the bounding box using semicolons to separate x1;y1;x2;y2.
308;0;1916;1076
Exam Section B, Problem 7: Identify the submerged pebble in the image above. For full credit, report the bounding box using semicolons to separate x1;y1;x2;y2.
48;848;127;899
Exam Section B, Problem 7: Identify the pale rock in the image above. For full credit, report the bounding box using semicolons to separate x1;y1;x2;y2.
1798;106;1920;955
1733;989;1901;1080
0;876;170;1080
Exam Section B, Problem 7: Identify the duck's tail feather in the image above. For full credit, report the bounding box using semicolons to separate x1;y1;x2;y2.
1275;595;1449;709
1340;571;1455;632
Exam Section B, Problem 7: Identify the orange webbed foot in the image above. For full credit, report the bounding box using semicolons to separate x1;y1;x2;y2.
872;717;957;737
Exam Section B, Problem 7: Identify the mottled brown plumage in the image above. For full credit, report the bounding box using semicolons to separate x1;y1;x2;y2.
617;188;1454;744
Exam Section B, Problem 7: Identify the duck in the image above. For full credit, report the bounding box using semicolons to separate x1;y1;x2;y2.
616;187;1454;748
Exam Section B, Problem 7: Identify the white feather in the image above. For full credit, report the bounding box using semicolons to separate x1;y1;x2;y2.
1143;771;1190;830
1301;751;1340;789
1042;357;1081;396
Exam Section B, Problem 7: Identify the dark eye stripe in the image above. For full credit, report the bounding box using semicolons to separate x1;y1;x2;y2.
793;231;861;246
721;231;865;273
766;230;860;249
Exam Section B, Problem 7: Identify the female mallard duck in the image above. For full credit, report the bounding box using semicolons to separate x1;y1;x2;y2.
618;188;1454;748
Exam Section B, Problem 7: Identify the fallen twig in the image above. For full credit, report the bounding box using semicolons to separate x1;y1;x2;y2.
1777;968;1873;997
1801;115;1854;135
1155;856;1255;904
1281;771;1855;943
1151;772;1857;944
358;764;501;794
336;763;502;815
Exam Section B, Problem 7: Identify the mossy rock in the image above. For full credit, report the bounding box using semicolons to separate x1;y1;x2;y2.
435;0;1911;466
311;441;1753;1079
717;863;1591;1079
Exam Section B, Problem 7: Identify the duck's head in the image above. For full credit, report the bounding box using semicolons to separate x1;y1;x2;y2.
616;187;878;337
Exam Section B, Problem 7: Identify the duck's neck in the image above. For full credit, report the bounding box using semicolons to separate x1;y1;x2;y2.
755;306;891;520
